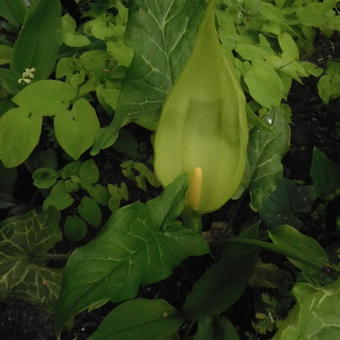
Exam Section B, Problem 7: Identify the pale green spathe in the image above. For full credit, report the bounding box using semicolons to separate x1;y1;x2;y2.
154;0;248;213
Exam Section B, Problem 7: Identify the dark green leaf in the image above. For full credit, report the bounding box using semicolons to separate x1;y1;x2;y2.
64;215;87;242
0;69;22;94
260;178;316;228
0;208;62;311
184;226;259;319
11;0;62;80
77;197;101;227
310;147;340;200
241;108;290;211
195;317;239;340
79;159;100;186
91;0;207;154
56;176;208;331
32;168;58;189
0;0;26;26
268;225;329;276
90;299;183;340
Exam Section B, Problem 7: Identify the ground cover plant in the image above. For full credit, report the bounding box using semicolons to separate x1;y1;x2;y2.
0;0;340;339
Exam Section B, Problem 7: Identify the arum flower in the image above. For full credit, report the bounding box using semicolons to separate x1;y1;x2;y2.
154;0;248;213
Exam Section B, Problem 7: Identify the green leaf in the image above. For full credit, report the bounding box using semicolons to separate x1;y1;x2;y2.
64;215;88;242
268;225;329;276
43;181;74;211
242;108;290;211
317;62;340;103
86;184;109;206
0;0;26;26
79;159;100;186
89;299;183;340
244;60;284;108
273;279;340;340
91;0;207;153
310;147;340;200
54;99;100;160
0;208;62;311
12;80;76;116
195;317;239;340
0;108;42;168
56;175;208;331
11;0;62;80
260;178;316;228
77;196;102;227
107;39;134;67
184;225;259;319
32;168;58;189
0;44;12;65
62;14;90;48
60;161;80;179
0;69;22;94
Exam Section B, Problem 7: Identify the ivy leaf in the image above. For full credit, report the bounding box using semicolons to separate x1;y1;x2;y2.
90;299;183;340
0;208;62;312
260;178;316;228
91;0;207;154
273;279;340;340
241;108;290;211
0;108;42;168
54;99;100;160
11;0;62;80
56;174;208;332
12;80;76;117
317;62;340;104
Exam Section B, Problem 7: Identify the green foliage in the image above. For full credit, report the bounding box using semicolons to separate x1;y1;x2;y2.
195;317;240;340
54;99;100;160
184;225;259;318
0;208;62;311
90;299;183;340
269;225;331;284
273;278;340;340
317;62;340;103
56;175;209;332
11;0;62;80
260;178;316;228
0;0;339;338
0;107;42;167
0;0;26;27
310;147;340;200
91;0;208;153
238;107;291;211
